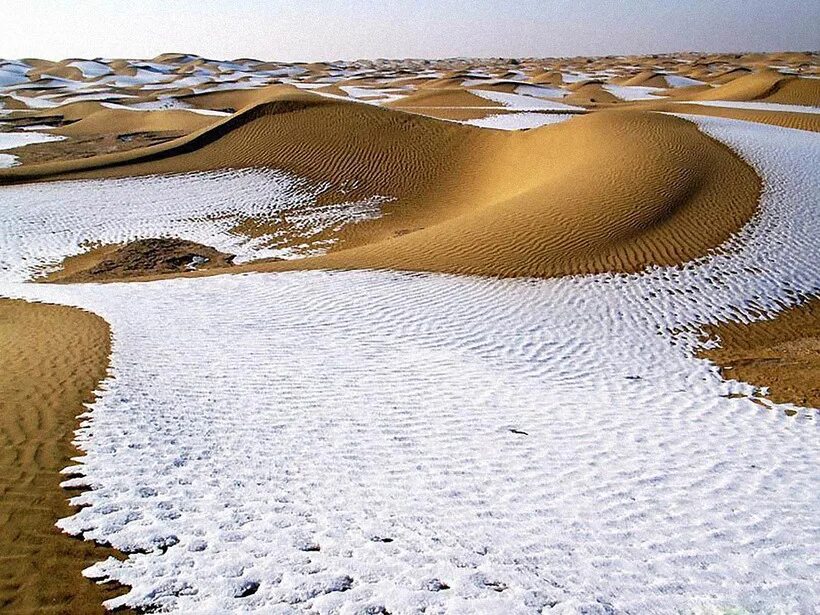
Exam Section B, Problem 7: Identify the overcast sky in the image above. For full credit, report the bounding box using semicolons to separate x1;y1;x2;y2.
3;0;818;61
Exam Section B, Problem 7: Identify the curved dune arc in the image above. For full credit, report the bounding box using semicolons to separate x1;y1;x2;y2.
693;69;820;106
0;298;127;613
2;94;760;280
626;99;820;133
0;95;323;183
253;111;761;278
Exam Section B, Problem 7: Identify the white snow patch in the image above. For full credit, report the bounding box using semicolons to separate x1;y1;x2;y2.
0;131;66;150
338;85;409;105
5;93;60;109
0;153;19;168
602;84;666;101
470;89;584;111
68;61;113;78
100;101;231;116
19;124;59;131
513;84;567;99
560;72;595;83
662;74;706;88
0;68;30;87
53;92;139;105
0;168;391;282
100;70;175;88
462;112;577;130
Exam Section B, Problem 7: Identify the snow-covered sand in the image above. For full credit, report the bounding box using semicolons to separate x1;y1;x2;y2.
661;74;706;88
0;168;391;281
0;130;66;150
0;116;818;613
470;89;585;111
602;84;665;101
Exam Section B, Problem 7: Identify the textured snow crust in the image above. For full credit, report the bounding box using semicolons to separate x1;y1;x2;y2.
0;168;390;282
0;116;818;613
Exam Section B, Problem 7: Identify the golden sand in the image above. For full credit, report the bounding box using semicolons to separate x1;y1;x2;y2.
0;299;128;614
3;96;759;280
701;298;820;409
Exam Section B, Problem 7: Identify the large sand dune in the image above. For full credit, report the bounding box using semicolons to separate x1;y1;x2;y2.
1;96;760;279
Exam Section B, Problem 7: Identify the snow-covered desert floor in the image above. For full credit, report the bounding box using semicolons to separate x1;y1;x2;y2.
0;115;818;613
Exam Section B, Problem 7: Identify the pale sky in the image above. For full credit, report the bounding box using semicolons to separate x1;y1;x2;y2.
2;0;818;61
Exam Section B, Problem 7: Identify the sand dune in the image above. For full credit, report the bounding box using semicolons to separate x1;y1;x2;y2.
693;69;819;105
263;110;759;278
649;101;820;132
1;95;759;280
762;76;820;106
50;105;218;138
619;70;669;88
386;87;498;108
562;82;620;105
178;83;304;113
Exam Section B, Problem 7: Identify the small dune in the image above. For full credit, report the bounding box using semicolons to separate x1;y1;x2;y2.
693;69;820;105
51;106;218;138
46;238;235;283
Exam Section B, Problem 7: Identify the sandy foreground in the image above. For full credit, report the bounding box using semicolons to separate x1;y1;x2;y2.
0;52;818;613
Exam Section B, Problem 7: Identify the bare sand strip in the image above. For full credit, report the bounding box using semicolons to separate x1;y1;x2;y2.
0;299;128;613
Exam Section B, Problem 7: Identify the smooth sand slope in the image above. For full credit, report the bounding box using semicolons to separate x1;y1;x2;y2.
0;299;126;613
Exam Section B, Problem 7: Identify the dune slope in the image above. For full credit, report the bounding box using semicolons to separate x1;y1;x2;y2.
2;96;760;280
